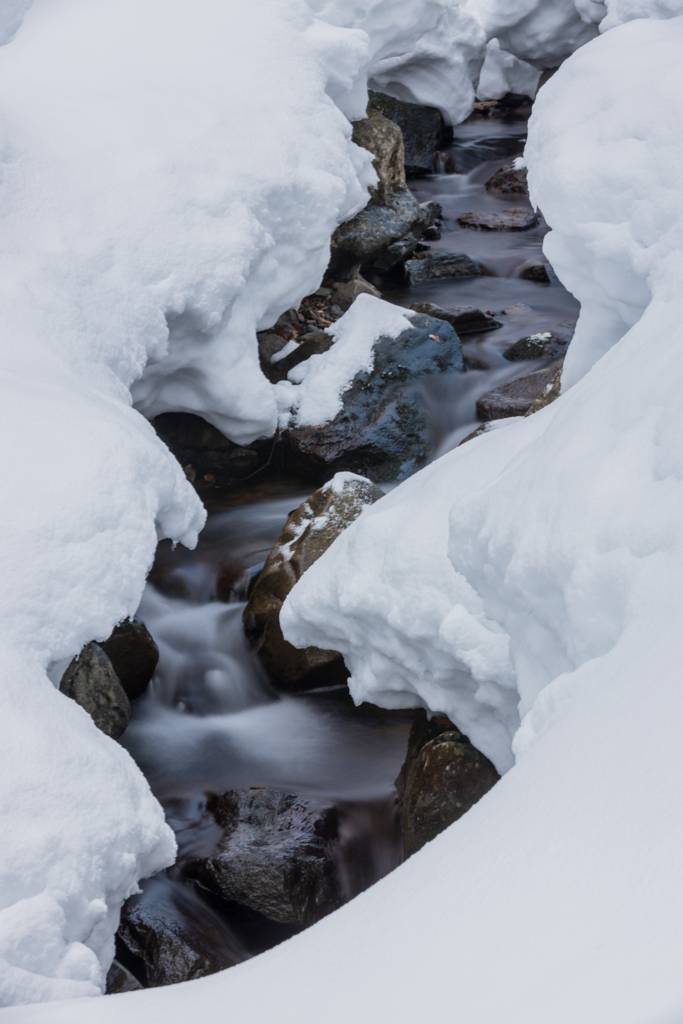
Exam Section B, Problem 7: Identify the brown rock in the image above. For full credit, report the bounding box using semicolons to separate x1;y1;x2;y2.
60;642;131;740
476;359;564;420
525;365;563;415
105;959;144;993
484;161;529;197
458;208;538;231
409;302;502;335
330;275;381;312
503;320;575;361
100;618;159;702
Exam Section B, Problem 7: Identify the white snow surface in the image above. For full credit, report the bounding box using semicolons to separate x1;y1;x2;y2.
600;0;683;27
466;0;602;66
476;37;541;99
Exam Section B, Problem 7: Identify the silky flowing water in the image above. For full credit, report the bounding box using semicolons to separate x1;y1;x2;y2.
117;113;579;985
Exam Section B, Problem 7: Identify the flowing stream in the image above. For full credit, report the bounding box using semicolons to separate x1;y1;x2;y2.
116;112;579;985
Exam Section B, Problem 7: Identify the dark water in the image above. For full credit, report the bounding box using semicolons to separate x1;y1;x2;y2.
117;116;579;985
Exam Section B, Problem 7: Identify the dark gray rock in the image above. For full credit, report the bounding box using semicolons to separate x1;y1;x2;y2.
367;90;450;177
396;710;499;859
410;302;502;334
257;331;289;371
458;208;538;231
330;275;381;312
519;261;557;284
244;474;383;690
105;959;144;993
282;313;465;484
153;412;274;491
265;332;333;386
503;320;575;361
60;643;131;740
403;252;481;285
100;618;158;702
484;161;529;196
188;789;342;927
476;359;564;420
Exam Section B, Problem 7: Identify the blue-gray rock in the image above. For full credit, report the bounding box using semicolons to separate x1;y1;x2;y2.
403;251;481;285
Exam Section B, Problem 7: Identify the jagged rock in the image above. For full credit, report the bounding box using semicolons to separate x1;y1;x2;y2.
519;261;556;283
330;109;436;271
395;710;499;858
105;959;144;993
60;642;131;740
243;474;384;689
153;412;273;491
187;789;342;927
526;366;563;415
476;359;564;420
458;208;538;231
503;320;575;361
403;251;481;285
281;313;465;484
484;161;529;196
117;875;246;987
367;90;450;177
409;302;502;334
100;618;158;701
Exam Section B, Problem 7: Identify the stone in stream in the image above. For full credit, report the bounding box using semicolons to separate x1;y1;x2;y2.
367;90;451;177
409;302;502;334
484;161;529;197
187;789;342;927
503;320;576;361
243;474;384;690
519;261;557;284
403;251;482;286
458;208;538;231
105;960;144;994
60;643;131;739
395;710;500;859
281;313;465;484
476;359;564;420
153;412;273;491
100;617;159;701
525;365;563;415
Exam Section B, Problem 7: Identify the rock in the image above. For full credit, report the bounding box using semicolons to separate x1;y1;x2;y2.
243;474;384;689
395;710;499;858
330;275;381;312
265;332;333;386
257;330;289;370
422;225;441;241
187;789;342;927
330;108;436;271
458;423;489;445
519;261;557;284
105;959;144;993
409;302;502;334
484;161;528;197
153;412;274;491
281;313;465;484
100;618;159;702
403;251;481;286
60;642;131;740
476;359;564;420
503;320;575;361
457;208;538;231
526;365;563;415
367;90;451;177
117;875;246;987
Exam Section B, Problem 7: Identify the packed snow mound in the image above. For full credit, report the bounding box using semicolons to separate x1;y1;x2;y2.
466;0;601;66
599;0;683;28
307;0;486;125
476;37;540;99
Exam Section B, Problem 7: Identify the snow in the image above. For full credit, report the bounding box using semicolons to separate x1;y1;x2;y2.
466;0;601;66
275;294;413;428
476;38;541;99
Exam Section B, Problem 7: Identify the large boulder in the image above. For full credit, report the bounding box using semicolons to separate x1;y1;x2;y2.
153;412;273;492
403;251;481;286
410;302;502;334
187;789;342;927
100;617;159;701
281;313;465;484
367;90;450;177
503;320;575;361
458;208;538;231
243;474;384;690
60;642;131;740
395;710;499;859
476;359;564;420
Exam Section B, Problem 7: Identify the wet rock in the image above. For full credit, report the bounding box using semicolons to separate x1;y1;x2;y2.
484;160;529;197
458;208;538;231
100;618;159;702
526;365;563;415
395;710;499;859
409;302;502;334
403;251;481;286
330;109;436;271
118;875;246;987
330;275;381;312
265;332;333;386
422;224;441;241
153;412;274;491
519;261;557;284
281;313;465;484
503;320;575;361
60;642;131;740
105;959;144;993
243;474;384;690
367;90;451;177
476;359;564;420
188;789;342;927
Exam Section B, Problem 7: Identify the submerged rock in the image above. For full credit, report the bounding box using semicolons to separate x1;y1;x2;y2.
60;642;131;740
409;302;502;334
367;90;450;177
187;789;342;927
503;320;575;361
476;360;564;420
484;161;529;197
458;208;538;231
403;251;481;286
281;313;465;484
244;474;383;690
396;710;499;859
100;617;159;701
